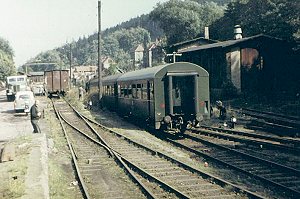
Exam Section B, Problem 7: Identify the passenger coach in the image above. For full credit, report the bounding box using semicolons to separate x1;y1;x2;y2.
94;62;210;132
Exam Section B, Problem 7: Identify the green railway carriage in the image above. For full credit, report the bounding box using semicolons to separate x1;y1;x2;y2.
98;62;210;132
101;74;122;111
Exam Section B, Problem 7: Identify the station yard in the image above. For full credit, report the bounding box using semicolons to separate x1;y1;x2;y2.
0;88;299;199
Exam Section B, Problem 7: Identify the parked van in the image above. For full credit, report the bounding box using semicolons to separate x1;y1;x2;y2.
14;91;35;114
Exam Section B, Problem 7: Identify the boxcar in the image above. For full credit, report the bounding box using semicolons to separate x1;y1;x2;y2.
44;69;69;97
93;62;210;132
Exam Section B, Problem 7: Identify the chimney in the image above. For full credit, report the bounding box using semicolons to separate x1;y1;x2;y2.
204;26;209;39
234;25;242;39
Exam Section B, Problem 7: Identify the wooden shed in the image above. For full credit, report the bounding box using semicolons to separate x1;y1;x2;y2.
169;34;297;98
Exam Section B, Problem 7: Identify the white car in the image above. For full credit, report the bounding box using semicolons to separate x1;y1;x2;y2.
14;91;35;114
32;84;45;96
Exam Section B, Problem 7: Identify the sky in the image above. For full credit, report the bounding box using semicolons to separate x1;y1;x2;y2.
0;0;168;67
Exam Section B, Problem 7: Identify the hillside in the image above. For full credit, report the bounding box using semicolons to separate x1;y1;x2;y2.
21;0;299;74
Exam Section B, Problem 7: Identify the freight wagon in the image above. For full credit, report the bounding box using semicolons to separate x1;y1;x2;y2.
44;69;69;98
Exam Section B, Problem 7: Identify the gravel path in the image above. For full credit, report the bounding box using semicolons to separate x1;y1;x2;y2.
0;90;49;199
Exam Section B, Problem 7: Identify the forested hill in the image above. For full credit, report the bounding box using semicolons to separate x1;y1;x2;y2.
22;0;299;74
22;0;226;73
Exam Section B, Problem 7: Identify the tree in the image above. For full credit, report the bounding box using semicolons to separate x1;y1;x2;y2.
0;37;15;81
112;27;151;52
150;0;224;44
210;0;300;41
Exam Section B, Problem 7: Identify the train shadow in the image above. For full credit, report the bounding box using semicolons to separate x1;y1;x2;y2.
148;129;185;141
89;108;186;141
0;108;28;117
14;113;29;117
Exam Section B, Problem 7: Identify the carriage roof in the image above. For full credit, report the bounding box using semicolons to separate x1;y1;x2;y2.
117;62;208;82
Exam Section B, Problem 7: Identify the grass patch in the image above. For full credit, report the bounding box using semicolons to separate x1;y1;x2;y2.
0;136;30;198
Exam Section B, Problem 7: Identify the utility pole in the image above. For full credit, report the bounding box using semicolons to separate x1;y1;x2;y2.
166;52;182;63
98;0;102;106
69;43;72;89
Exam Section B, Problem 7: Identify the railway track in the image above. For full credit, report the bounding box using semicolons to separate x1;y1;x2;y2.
167;130;300;199
54;98;264;198
232;107;300;136
53;99;148;199
238;107;300;121
194;125;300;153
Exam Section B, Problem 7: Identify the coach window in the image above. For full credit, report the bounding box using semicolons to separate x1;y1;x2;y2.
124;85;128;97
106;85;109;96
103;86;106;96
110;85;113;96
109;85;112;96
132;84;137;98
120;85;125;97
118;85;121;97
149;81;154;100
142;83;147;99
110;85;115;96
137;84;142;99
128;84;132;98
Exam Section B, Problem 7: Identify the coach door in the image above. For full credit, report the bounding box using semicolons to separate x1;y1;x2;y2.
165;73;198;115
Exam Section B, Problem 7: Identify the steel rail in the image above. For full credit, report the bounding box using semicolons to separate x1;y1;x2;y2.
198;125;300;147
234;108;300;129
52;100;91;199
237;107;300;121
185;133;300;175
193;126;300;154
80;113;265;199
56;105;158;199
183;132;300;198
58;104;193;198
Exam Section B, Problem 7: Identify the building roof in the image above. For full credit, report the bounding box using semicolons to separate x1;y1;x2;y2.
73;66;97;72
116;62;208;82
28;71;44;76
132;44;144;52
179;34;289;53
170;37;218;49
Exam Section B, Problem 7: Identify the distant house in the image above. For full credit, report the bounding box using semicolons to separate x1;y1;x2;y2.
130;38;165;68
144;40;166;68
131;44;144;69
71;66;97;84
102;56;113;70
71;57;114;84
28;71;44;84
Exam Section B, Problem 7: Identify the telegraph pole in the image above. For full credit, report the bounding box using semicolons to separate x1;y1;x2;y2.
166;52;182;63
98;0;102;106
69;43;72;88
